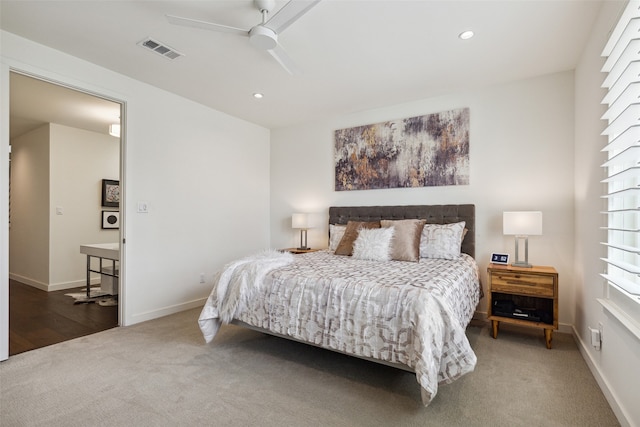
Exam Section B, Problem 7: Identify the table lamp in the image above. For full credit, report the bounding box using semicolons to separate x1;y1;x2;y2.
292;213;311;250
503;211;542;268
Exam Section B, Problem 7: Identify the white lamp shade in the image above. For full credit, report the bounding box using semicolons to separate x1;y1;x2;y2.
503;211;542;236
292;213;309;229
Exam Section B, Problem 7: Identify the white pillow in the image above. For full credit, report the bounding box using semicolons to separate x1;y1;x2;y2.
419;221;465;260
352;227;395;261
329;224;347;252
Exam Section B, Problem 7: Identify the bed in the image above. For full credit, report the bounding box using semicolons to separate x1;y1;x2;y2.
199;204;481;406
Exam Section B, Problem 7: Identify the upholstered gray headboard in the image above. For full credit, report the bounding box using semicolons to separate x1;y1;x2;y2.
328;204;475;258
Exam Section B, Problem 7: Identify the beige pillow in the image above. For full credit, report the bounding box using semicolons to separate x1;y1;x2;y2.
334;221;380;256
380;219;426;262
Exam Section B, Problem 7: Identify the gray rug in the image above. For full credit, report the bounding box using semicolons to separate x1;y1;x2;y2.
0;308;619;426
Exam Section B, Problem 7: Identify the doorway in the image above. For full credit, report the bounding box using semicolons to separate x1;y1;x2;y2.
8;72;123;355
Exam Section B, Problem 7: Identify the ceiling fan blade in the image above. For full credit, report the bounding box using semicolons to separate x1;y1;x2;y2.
264;0;322;34
166;14;248;36
268;44;301;75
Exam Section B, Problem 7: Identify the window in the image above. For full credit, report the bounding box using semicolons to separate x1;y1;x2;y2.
600;0;640;336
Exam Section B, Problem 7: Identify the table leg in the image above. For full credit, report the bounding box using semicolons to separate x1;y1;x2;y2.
544;329;553;349
491;320;499;339
86;255;91;297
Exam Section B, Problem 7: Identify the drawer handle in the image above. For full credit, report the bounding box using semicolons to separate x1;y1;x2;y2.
506;280;536;286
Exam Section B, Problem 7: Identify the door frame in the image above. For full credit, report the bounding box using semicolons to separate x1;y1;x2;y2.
0;66;128;361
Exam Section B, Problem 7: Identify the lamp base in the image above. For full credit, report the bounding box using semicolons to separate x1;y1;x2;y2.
512;235;533;268
511;261;533;268
297;229;308;252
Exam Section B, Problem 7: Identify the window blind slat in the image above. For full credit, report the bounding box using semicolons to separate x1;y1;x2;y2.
601;104;640;137
601;274;640;296
601;166;640;183
601;17;640;73
601;61;640;104
602;125;640;152
602;5;640;56
603;39;640;85
601;258;640;274
602;242;640;254
601;144;640;167
602;187;640;198
601;83;640;121
601;227;640;233
602;208;640;213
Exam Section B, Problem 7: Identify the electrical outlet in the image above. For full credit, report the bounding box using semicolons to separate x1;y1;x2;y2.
598;322;604;344
589;327;601;350
199;273;205;283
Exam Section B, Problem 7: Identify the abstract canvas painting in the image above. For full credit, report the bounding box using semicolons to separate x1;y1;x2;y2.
334;108;470;191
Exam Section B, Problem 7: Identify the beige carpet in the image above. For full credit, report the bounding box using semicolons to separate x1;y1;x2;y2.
0;308;619;426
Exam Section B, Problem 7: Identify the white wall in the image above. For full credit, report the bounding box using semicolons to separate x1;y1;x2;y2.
271;72;576;328
574;1;640;425
0;30;271;343
49;124;120;289
9;124;50;286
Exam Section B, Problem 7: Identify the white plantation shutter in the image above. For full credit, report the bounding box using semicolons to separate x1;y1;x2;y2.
600;0;640;331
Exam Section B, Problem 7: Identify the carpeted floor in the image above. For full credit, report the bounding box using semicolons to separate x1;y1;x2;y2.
0;308;619;426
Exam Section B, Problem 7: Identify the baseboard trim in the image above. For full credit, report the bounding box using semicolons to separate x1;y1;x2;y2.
125;297;206;326
8;273;48;291
9;273;100;291
572;325;630;427
48;278;100;291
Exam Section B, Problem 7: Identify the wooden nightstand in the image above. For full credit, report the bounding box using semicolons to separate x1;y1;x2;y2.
281;248;320;254
487;264;558;349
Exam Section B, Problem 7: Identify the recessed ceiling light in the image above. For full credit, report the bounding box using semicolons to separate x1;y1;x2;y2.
459;30;474;40
253;93;264;99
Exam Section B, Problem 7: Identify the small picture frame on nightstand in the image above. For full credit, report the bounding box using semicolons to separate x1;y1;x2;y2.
490;253;509;265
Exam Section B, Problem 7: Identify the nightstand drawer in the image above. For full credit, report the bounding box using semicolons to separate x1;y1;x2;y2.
490;272;555;297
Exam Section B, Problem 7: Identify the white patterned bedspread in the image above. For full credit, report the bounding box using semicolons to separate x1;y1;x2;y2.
199;250;481;406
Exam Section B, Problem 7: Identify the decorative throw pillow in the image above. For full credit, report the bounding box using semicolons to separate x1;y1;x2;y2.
352;227;395;261
329;224;347;252
334;221;381;256
380;219;426;262
419;221;466;260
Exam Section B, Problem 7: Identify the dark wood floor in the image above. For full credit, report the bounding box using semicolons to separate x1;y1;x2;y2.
9;279;118;356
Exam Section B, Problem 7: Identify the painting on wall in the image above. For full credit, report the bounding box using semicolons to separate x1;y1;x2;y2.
101;179;120;208
334;108;470;191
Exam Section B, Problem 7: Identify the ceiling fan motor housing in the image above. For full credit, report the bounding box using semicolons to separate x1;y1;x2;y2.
249;25;278;50
255;0;276;13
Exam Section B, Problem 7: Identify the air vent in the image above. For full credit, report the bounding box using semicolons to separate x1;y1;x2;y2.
137;38;184;60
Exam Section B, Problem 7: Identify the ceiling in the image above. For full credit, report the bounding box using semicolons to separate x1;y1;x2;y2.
9;73;121;139
1;0;606;133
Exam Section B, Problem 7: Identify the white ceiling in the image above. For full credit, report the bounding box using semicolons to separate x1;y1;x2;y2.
9;73;122;139
1;0;606;133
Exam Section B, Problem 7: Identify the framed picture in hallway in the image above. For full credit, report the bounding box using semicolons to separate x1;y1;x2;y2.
101;211;120;229
101;179;120;208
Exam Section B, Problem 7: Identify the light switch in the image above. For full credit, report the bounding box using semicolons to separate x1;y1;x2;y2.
56;206;64;215
137;201;149;213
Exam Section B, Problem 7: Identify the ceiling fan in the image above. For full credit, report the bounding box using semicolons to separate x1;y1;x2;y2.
166;0;322;75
